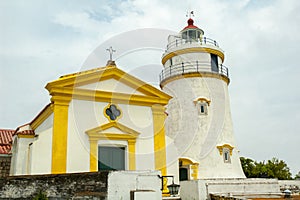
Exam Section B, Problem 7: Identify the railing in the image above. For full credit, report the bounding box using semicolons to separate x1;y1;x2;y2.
159;61;229;83
166;37;219;50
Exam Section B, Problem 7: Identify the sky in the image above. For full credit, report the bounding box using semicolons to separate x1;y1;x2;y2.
0;0;299;176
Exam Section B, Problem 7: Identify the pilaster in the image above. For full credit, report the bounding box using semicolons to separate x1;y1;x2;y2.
51;96;71;174
151;104;167;176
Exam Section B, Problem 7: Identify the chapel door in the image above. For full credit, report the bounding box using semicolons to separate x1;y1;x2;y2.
98;146;125;171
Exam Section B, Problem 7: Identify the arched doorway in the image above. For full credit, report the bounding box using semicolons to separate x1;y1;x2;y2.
179;158;199;181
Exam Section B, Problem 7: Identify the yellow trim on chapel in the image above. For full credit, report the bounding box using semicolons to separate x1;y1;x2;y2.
46;65;172;101
85;122;140;172
51;96;71;174
31;104;53;130
161;47;225;65
17;135;35;139
152;104;167;176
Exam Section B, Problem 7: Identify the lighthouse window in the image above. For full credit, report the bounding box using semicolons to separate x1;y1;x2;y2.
182;31;188;39
211;54;219;72
223;148;231;163
188;30;197;40
200;105;205;113
197;102;208;115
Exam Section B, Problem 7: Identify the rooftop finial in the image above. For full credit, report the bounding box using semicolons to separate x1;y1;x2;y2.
106;46;116;61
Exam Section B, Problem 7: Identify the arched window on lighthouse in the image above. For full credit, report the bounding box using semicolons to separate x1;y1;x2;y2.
217;144;234;164
198;102;208;115
223;148;231;163
194;97;211;115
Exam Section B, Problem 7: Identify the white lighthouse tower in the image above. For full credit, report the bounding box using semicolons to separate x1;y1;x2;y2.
161;17;246;179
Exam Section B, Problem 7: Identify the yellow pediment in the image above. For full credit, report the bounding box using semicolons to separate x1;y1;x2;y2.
45;64;171;106
85;121;140;141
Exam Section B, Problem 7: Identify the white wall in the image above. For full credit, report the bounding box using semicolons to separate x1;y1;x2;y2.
107;171;162;200
180;179;281;200
165;136;179;183
12;137;34;175
29;128;52;175
30;114;53;175
180;180;207;200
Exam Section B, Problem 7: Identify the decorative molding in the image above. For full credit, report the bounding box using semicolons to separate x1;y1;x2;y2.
31;104;53;130
216;144;234;156
86;122;140;171
162;47;224;65
17;134;35;139
86;121;140;139
193;97;211;106
45;65;172;103
48;87;170;107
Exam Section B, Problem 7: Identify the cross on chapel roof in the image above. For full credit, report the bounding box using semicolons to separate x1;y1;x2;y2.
106;46;116;61
106;46;116;66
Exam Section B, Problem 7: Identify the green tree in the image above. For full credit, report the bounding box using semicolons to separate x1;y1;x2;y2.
240;157;292;180
265;158;292;180
240;157;256;177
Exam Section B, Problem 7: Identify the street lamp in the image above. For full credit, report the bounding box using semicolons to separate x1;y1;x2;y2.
167;180;180;196
158;175;180;196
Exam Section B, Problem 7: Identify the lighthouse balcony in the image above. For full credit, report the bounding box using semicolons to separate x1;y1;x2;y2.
159;61;229;84
165;37;221;52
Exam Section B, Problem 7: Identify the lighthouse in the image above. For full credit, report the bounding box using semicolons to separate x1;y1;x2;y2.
161;18;246;179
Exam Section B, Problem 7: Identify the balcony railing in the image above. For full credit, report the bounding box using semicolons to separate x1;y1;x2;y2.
159;61;229;83
166;37;219;50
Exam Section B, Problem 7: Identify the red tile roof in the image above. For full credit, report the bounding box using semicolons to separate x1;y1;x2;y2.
0;129;14;154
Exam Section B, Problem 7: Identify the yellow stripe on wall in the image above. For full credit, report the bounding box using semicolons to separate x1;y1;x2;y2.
51;97;70;174
152;104;167;176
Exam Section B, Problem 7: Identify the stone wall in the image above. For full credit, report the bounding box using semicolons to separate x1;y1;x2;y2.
0;155;11;178
0;171;109;199
0;170;162;200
